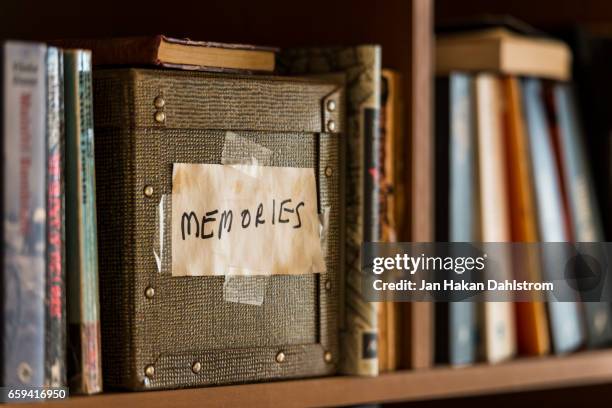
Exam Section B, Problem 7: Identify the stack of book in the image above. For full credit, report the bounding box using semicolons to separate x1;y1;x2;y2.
1;42;101;393
434;27;611;366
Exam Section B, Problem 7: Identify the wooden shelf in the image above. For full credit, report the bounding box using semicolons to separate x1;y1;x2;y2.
9;350;612;408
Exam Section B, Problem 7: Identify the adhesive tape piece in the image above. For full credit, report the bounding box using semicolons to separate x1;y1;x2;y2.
221;131;273;177
153;194;168;273
223;275;268;306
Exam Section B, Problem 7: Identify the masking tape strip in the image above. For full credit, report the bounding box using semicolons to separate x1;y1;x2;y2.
220;132;274;305
222;275;268;306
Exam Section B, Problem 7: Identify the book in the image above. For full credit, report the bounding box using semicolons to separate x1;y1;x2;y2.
1;40;47;387
382;70;406;244
45;46;67;387
474;73;516;363
557;29;612;240
278;46;382;376
378;70;402;372
550;82;612;348
502;76;550;357
435;73;478;366
436;28;571;81
54;36;276;73
65;49;102;394
521;77;585;354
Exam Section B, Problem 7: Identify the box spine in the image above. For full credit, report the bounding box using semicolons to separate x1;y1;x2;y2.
65;49;102;394
1;41;47;387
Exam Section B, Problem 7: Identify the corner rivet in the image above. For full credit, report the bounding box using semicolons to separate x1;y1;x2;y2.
154;96;166;109
144;365;155;378
327;120;336;132
154;111;166;123
324;351;333;363
326;100;337;112
324;166;333;178
191;361;202;374
275;351;286;363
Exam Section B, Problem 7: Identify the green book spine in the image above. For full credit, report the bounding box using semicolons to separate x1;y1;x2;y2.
65;49;102;394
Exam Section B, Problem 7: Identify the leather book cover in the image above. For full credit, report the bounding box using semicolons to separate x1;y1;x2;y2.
278;46;382;376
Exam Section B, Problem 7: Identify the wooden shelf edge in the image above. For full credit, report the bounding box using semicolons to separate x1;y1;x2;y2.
12;349;612;408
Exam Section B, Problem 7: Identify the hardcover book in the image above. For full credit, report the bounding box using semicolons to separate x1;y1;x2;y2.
436;28;571;80
522;78;585;354
378;70;402;372
1;41;47;387
435;73;478;366
474;73;516;363
550;83;612;348
278;46;382;376
45;46;67;387
65;49;102;394
502;76;550;357
54;36;277;73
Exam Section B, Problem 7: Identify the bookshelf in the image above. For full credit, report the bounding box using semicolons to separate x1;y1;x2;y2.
2;0;612;405
7;350;612;407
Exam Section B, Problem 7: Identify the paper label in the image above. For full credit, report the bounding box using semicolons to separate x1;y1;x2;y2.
171;163;326;276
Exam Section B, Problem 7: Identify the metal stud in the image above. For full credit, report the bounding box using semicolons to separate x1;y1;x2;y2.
154;96;166;109
144;185;154;197
145;286;155;299
324;166;333;178
191;361;202;374
144;364;155;378
154;111;166;123
326;99;337;112
275;351;286;363
324;279;332;291
324;351;333;363
327;119;337;132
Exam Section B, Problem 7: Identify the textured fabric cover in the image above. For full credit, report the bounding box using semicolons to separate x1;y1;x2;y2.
93;69;344;390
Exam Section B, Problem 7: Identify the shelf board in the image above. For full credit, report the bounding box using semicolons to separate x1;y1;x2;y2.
9;349;612;408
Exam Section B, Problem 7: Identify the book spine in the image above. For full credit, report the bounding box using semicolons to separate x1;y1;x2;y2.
353;46;381;376
65;50;102;394
502;76;550;357
521;78;585;354
1;41;47;387
553;83;612;348
45;47;66;387
474;74;516;363
434;76;451;365
448;73;477;366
